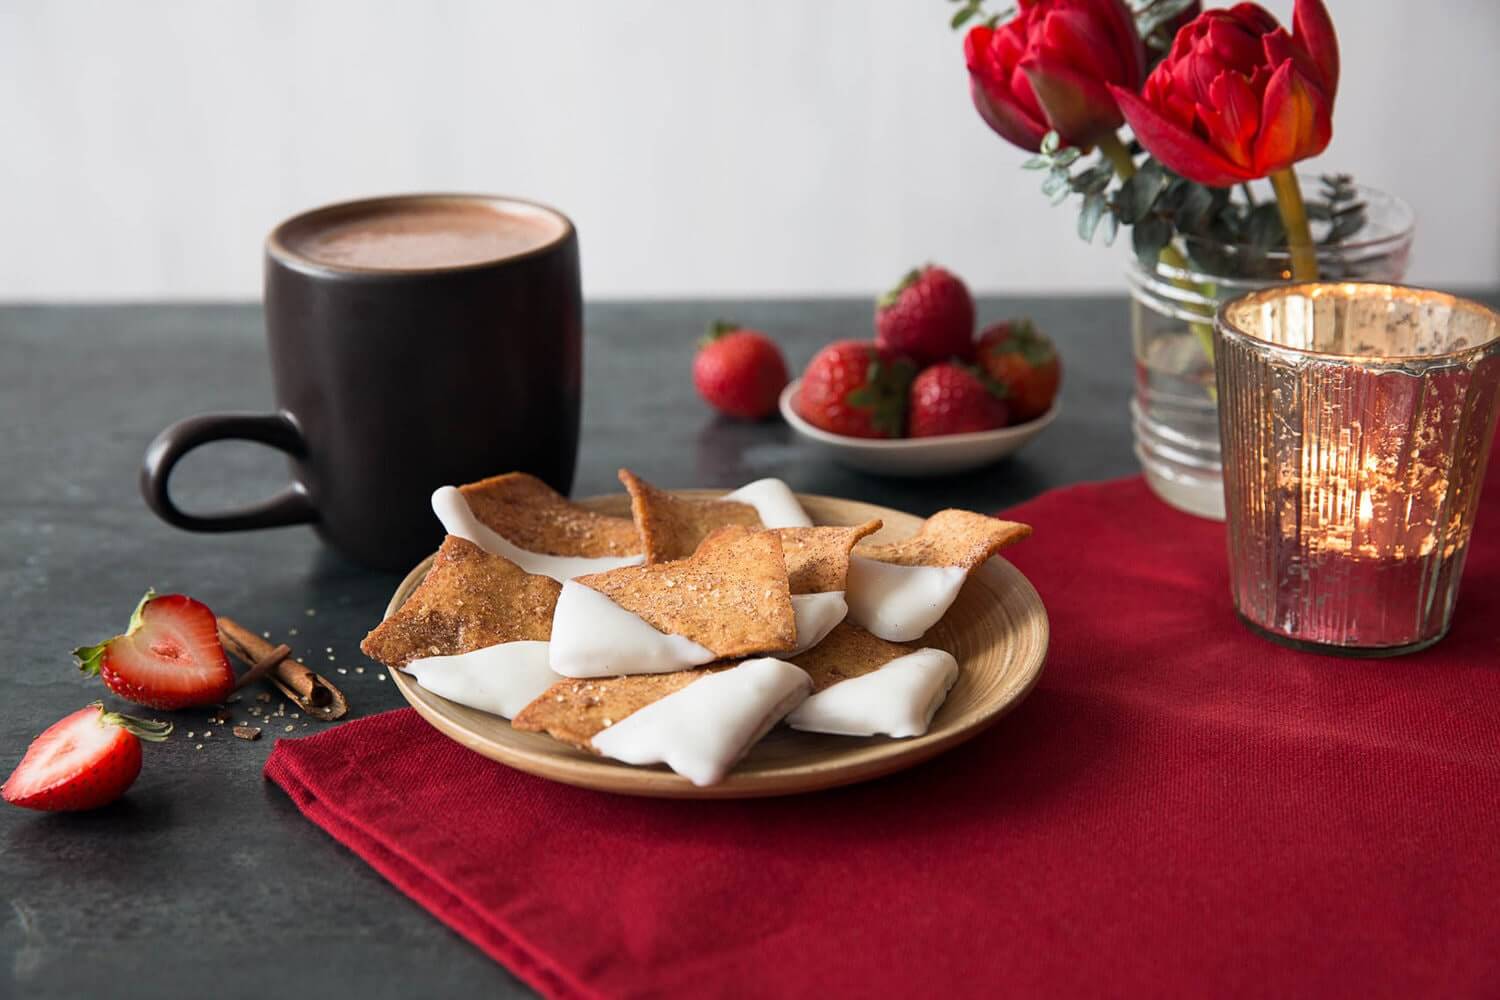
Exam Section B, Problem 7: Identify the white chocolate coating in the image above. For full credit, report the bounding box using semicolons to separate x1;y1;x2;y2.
402;640;558;719
786;648;958;738
845;556;969;642
548;580;716;678
788;591;848;655
431;486;642;582
591;657;812;786
723;478;813;528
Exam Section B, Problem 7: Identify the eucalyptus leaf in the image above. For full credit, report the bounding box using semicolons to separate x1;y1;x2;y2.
1069;163;1110;194
1132;216;1172;270
1041;131;1060;155
1077;193;1106;243
1113;160;1167;224
1053;147;1081;168
1041;170;1069;197
1100;210;1120;247
1328;210;1367;242
1136;0;1197;37
1176;183;1216;233
1246;202;1286;250
1022;156;1050;170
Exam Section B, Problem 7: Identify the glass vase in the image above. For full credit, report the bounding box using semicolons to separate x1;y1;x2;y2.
1126;181;1415;519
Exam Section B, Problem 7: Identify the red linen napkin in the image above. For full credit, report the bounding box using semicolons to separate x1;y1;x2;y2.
266;467;1500;999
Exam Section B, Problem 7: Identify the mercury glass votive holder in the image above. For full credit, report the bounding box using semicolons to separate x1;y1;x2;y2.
1215;283;1500;656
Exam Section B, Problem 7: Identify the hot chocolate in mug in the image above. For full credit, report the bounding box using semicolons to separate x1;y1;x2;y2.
141;194;582;571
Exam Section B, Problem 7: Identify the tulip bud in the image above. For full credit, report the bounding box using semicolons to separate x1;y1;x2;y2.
966;0;1145;152
1109;0;1339;186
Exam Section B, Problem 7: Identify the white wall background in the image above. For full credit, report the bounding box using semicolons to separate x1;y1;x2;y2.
2;0;1496;301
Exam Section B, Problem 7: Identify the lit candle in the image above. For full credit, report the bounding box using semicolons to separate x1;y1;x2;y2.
1216;283;1500;656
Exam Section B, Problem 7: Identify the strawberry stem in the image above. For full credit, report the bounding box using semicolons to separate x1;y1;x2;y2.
877;268;924;311
94;702;173;741
699;320;740;350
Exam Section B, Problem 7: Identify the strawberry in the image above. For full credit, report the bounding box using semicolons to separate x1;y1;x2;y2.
3;702;171;812
976;319;1062;423
693;321;790;420
797;340;916;438
875;265;976;365
907;363;1009;437
74;590;235;710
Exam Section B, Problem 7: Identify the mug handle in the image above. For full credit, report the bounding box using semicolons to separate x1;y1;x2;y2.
140;412;319;532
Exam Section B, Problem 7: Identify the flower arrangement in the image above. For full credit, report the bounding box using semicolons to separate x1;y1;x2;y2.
954;0;1363;285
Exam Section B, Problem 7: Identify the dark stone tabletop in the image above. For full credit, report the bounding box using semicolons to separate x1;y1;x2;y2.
3;292;1486;998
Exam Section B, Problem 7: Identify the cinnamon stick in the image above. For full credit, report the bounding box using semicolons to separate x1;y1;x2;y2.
233;642;292;691
217;617;348;721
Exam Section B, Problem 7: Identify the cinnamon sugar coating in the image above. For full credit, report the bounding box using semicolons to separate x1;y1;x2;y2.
855;509;1031;570
459;472;641;557
619;468;761;562
776;520;882;594
360;536;561;668
574;526;796;660
512;670;713;750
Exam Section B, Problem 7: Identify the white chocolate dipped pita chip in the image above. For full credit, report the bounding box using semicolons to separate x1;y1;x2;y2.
846;510;1030;641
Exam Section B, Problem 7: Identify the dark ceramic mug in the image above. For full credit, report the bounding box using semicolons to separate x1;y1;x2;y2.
141;194;582;571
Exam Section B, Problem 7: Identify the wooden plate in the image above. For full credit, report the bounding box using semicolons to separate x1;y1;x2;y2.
386;491;1049;799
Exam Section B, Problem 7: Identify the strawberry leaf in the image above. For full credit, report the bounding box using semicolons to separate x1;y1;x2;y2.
699;321;739;350
74;588;157;676
961;362;1010;399
73;641;107;677
96;702;173;742
846;357;917;436
877;268;924;311
126;588;157;634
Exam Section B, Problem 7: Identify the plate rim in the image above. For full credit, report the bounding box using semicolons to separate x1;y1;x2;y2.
386;489;1050;799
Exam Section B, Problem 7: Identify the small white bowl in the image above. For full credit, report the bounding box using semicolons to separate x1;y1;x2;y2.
779;378;1058;478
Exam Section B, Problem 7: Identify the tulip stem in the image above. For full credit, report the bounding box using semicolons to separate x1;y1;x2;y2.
1269;168;1319;281
1098;132;1216;376
1096;133;1136;180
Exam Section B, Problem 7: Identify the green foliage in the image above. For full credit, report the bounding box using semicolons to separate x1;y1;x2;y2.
1023;131;1373;279
1128;0;1200;60
946;0;1013;30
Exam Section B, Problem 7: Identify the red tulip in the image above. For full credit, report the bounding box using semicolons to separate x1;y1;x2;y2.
1109;0;1340;186
965;0;1145;152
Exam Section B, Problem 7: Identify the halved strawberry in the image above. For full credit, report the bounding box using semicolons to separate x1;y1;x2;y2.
3;702;171;812
74;590;235;710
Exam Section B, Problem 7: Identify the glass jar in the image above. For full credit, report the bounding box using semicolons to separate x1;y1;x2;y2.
1126;181;1416;519
1216;283;1500;655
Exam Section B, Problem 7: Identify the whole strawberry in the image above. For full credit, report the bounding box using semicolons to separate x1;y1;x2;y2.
875;265;976;365
3;702;171;812
74;590;236;710
797;340;916;438
976;319;1061;423
908;363;1009;437
693;321;790;421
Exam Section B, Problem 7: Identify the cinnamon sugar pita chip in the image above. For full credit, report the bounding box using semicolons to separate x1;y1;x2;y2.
573;525;796;659
776;520;882;594
790;621;918;692
459;472;640;557
855;509;1031;570
619;468;761;562
512;669;711;750
360;536;561;668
